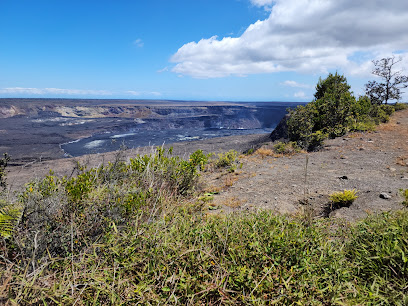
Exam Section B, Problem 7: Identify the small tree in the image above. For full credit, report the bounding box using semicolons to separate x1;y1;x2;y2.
287;73;355;150
365;56;408;105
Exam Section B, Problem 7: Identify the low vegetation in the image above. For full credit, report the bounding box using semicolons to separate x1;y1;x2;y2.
273;141;302;155
214;150;238;169
0;145;408;304
329;189;358;209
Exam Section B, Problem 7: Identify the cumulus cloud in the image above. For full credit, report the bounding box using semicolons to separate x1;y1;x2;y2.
281;80;312;89
250;0;274;10
0;87;112;95
171;0;408;78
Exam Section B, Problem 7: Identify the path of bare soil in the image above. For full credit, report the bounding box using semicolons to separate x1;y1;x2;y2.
6;109;408;222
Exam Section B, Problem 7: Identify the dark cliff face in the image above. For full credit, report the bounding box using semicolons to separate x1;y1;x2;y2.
0;99;292;130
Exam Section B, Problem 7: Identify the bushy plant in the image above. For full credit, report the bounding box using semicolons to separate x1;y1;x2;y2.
393;102;408;111
287;73;355;150
273;141;301;154
351;95;372;117
287;103;317;149
369;104;390;124
350;115;377;132
380;104;396;116
189;149;210;170
286;72;400;151
9;147;209;266
329;189;358;208
214;150;238;168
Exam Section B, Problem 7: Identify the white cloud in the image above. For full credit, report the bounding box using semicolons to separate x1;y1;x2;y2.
0;87;162;98
171;0;408;79
250;0;274;10
294;91;307;99
281;80;311;89
125;90;161;97
133;39;144;48
126;90;141;96
157;66;169;73
0;87;112;95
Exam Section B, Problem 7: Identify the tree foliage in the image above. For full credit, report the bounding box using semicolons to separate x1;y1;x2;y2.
365;56;408;105
287;72;401;151
288;72;358;150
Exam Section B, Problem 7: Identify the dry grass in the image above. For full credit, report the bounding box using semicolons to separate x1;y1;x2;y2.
396;155;408;167
203;185;222;194
220;196;242;208
223;174;240;188
254;147;279;159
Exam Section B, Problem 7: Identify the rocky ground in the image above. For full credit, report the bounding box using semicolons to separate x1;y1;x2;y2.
206;109;408;222
5;109;408;222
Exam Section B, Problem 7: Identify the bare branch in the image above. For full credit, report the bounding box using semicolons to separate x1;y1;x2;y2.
365;56;408;104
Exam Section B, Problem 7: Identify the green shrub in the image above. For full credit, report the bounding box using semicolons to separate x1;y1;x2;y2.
287;73;354;150
214;150;238;168
189;149;210;170
350;116;377;132
393;102;408;111
5;190;408;305
308;130;328;151
273;141;301;154
351;95;372;117
287;103;316;148
370;105;390;123
380;104;396;116
329;189;358;208
327;124;350;138
286;73;400;151
10;148;209;264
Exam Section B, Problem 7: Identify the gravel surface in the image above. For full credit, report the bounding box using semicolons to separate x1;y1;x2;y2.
207;109;408;222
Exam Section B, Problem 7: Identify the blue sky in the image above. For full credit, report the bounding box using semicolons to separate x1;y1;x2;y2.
1;0;407;101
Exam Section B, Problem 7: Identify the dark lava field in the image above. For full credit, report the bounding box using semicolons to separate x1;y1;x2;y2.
0;98;301;164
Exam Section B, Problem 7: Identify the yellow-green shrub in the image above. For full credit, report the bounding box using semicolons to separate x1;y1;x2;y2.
330;189;358;208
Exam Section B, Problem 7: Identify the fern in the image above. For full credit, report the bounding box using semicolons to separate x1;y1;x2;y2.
0;199;21;238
